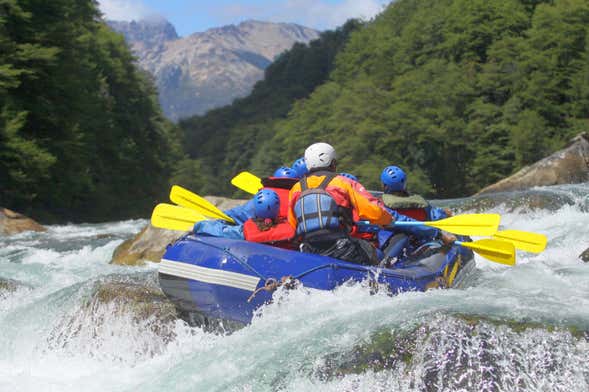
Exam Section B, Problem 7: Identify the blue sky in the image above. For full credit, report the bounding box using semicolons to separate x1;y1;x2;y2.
99;0;389;36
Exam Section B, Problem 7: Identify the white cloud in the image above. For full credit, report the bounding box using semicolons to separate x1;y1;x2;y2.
98;0;153;21
217;0;389;30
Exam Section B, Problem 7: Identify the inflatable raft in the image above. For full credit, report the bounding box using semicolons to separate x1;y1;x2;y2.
158;234;475;326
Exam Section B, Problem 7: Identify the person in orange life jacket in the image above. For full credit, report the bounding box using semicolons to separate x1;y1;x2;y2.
379;165;456;249
242;189;295;248
288;143;393;265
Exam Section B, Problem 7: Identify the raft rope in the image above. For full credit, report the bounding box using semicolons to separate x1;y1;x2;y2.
247;275;297;302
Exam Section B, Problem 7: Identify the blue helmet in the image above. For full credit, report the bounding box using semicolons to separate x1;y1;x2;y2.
381;165;407;193
339;172;358;182
291;157;308;178
253;189;280;219
273;166;299;179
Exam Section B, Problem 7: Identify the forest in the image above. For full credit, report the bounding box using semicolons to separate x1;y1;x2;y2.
0;0;179;222
180;0;589;197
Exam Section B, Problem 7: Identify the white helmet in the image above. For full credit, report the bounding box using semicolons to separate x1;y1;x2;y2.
304;142;337;171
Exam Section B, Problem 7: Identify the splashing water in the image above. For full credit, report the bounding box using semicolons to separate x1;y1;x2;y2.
1;184;588;391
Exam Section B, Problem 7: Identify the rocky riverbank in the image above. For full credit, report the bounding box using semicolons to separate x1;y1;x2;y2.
0;207;46;235
477;133;589;195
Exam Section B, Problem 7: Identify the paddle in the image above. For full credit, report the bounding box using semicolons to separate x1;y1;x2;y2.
231;171;263;195
170;185;236;224
151;203;210;231
492;230;547;253
393;213;500;236
455;239;516;266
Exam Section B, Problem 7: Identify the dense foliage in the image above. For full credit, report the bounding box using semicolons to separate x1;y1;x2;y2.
180;0;589;197
0;0;178;222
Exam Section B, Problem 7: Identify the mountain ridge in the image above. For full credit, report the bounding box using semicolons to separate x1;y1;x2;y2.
108;19;320;120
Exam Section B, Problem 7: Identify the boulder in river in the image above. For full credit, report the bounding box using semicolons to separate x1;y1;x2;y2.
0;207;46;235
316;313;589;389
580;248;589;263
0;277;31;299
47;274;181;359
110;225;183;266
110;196;248;266
477;133;589;195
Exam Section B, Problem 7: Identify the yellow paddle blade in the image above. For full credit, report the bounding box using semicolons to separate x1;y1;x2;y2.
458;239;516;266
492;230;547;253
151;203;209;231
425;213;501;236
170;185;235;223
231;171;263;195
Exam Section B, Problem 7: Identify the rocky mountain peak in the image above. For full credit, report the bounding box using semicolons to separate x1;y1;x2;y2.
108;18;178;50
109;18;319;121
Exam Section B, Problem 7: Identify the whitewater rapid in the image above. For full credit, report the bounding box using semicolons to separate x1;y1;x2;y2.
1;184;588;391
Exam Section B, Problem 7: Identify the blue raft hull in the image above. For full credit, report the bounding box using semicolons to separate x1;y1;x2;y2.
158;235;475;325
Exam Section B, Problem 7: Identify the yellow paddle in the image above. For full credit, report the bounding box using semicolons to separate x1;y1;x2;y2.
170;185;235;224
231;171;263;195
455;239;516;266
492;230;547;253
393;213;500;236
151;203;210;231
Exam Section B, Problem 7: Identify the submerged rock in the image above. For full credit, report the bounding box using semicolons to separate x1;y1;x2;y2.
443;188;578;213
477;133;589;195
47;274;181;359
110;196;248;266
315;313;589;390
0;277;30;299
581;248;589;263
0;207;46;235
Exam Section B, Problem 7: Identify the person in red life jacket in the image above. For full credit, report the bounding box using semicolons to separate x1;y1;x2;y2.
222;166;298;224
243;189;295;248
194;167;299;240
288;142;393;265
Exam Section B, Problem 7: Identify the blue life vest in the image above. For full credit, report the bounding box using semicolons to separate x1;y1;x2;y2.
293;172;349;236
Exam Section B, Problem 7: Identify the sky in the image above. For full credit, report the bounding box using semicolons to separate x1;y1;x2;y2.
98;0;390;36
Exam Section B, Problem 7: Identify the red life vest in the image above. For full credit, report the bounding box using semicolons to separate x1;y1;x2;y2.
262;177;298;219
243;218;296;249
394;208;428;221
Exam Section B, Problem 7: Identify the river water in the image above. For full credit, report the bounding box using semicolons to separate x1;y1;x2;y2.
1;184;588;391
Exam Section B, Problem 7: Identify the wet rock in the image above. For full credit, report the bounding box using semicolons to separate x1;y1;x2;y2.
0;277;30;299
580;248;589;262
0;207;46;235
203;195;249;210
442;188;578;213
110;224;183;266
110;196;248;266
48;274;181;358
477;133;589;195
315;313;589;390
